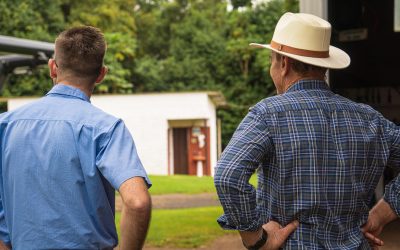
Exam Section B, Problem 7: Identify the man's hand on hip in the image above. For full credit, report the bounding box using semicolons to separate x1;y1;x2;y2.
361;198;398;248
240;220;298;250
361;212;384;248
261;220;299;250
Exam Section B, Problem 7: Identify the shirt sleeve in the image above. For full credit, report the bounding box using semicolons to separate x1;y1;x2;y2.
96;120;151;190
214;109;273;231
383;120;400;217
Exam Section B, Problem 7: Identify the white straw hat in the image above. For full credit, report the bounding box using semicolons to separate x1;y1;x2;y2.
250;12;350;69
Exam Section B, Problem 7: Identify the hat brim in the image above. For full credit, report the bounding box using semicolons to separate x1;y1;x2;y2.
249;43;350;69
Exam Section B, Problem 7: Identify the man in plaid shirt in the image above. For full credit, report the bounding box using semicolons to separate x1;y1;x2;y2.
214;13;399;249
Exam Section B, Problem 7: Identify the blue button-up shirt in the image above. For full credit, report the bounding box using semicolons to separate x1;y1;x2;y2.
0;84;151;249
215;80;400;249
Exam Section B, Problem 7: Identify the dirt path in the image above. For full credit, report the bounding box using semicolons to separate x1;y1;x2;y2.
115;193;220;211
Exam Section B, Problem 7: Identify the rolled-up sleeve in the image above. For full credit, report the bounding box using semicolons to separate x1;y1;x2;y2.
214;109;272;231
383;120;400;216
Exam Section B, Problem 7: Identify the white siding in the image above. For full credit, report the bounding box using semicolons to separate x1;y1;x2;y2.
299;0;328;19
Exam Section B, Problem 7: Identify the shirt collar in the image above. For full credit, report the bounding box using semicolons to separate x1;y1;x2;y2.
286;79;330;93
46;84;91;103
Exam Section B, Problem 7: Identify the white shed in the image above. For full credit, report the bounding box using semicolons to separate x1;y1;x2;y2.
6;91;226;176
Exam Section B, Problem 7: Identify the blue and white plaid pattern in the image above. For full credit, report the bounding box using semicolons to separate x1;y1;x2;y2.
214;80;400;249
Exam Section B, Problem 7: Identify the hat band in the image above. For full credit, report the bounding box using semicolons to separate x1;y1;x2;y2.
271;41;329;58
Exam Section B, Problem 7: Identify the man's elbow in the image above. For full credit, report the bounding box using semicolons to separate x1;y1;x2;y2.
214;167;228;193
123;193;152;214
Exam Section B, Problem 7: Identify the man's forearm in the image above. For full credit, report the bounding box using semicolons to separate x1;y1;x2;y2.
119;177;152;250
240;228;264;247
120;199;151;250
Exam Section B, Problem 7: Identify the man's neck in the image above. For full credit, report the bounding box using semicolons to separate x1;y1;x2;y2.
282;75;325;94
55;80;94;98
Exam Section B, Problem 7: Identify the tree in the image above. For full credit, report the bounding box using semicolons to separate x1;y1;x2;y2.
0;0;139;95
132;0;298;146
230;0;252;9
0;0;65;97
132;0;228;92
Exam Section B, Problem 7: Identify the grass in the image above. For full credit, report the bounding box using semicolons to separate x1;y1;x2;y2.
148;175;216;195
115;206;234;248
114;174;258;248
147;174;257;195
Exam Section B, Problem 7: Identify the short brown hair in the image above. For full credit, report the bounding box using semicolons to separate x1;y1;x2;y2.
55;26;106;82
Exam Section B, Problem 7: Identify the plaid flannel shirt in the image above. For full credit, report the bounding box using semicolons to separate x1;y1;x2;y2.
215;80;400;249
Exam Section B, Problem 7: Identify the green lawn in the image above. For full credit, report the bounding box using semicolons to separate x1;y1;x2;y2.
115;206;234;248
148;175;216;195
147;174;257;195
114;174;257;248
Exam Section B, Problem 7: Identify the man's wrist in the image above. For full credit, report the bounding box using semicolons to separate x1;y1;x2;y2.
242;228;268;250
373;199;398;226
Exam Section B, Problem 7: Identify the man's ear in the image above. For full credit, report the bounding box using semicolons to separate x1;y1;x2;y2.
95;66;108;85
48;59;57;78
280;56;290;77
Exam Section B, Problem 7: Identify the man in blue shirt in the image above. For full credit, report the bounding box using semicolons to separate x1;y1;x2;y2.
214;13;399;249
0;26;152;249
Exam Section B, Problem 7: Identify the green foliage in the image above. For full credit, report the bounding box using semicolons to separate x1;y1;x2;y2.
0;102;7;113
0;0;299;147
231;0;252;9
96;32;136;94
0;0;64;41
116;206;233;248
133;0;228;92
61;0;137;34
1;70;53;97
0;0;65;96
0;0;137;96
